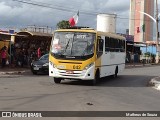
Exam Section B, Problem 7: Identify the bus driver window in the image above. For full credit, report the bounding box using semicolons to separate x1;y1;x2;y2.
97;36;104;58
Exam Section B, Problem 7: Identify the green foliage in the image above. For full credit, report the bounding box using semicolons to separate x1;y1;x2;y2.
56;20;70;29
144;52;155;57
142;24;145;32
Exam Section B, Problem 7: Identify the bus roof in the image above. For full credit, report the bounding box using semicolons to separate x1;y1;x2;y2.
55;28;125;40
55;28;96;33
97;31;126;40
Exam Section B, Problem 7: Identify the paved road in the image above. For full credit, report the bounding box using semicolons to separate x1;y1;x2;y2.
0;66;160;119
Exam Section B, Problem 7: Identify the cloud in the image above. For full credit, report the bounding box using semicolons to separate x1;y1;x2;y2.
0;0;130;32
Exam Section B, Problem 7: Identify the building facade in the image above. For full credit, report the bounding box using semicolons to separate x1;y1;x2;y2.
129;0;154;43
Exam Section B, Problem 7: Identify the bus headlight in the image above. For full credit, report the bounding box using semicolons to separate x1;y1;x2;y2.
84;63;94;70
49;61;56;68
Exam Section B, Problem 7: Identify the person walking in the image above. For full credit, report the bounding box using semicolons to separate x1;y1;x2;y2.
1;47;7;68
17;50;24;67
37;47;41;59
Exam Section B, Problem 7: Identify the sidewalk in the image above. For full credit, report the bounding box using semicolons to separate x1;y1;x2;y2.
149;77;160;91
0;66;30;75
125;63;159;68
126;63;160;90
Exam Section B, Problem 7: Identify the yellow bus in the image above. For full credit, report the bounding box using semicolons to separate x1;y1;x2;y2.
49;27;126;84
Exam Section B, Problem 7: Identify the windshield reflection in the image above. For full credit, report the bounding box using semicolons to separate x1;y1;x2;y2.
50;32;95;60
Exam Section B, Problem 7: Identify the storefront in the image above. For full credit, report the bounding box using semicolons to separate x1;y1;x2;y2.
119;34;145;63
14;31;52;65
0;30;52;66
0;32;14;64
0;32;12;50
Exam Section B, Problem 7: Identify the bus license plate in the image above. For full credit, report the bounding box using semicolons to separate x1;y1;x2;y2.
66;71;74;74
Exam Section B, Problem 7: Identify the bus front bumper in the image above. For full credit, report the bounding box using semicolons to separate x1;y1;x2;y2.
49;65;95;80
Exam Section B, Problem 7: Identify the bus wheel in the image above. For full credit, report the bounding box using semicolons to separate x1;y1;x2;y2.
54;78;61;84
114;67;118;78
92;70;100;85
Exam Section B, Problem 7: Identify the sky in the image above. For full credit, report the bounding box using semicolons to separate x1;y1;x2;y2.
0;0;160;35
0;0;130;33
1;0;160;54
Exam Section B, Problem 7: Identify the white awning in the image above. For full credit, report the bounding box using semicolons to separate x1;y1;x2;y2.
134;44;146;47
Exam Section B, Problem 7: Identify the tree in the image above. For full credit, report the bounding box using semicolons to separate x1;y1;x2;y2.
56;20;70;29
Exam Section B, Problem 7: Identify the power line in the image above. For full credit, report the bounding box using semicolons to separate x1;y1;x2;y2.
31;0;82;10
11;0;125;17
12;0;157;23
12;0;98;16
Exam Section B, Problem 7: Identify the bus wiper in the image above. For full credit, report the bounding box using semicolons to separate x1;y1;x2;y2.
61;38;72;55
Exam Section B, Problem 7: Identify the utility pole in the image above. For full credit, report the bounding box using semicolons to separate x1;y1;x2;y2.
156;0;159;64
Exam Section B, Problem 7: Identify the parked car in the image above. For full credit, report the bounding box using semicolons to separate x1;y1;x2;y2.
30;54;49;74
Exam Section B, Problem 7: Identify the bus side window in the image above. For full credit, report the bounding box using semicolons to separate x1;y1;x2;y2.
110;38;114;52
105;37;110;52
119;40;125;52
115;39;119;52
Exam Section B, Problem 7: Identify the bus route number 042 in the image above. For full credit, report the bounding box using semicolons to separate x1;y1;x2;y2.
73;65;81;70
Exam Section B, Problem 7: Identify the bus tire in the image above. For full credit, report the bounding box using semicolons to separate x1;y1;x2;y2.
114;67;118;78
54;78;61;84
92;70;100;85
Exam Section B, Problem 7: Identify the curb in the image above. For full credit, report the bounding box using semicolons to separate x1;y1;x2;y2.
149;77;160;91
0;74;22;78
125;63;160;69
0;70;28;75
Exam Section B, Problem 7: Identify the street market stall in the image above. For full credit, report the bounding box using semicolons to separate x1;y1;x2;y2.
15;31;52;66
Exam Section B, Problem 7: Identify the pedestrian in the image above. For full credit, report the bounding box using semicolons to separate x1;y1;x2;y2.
11;44;15;64
37;47;41;59
131;52;134;63
1;47;7;68
16;50;24;67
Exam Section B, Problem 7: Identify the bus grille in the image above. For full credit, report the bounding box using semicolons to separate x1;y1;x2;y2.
55;69;84;77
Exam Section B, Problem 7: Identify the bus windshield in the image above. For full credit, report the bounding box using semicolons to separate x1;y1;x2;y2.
50;32;95;60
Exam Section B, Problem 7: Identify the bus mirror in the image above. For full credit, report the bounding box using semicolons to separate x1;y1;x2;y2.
99;39;104;51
